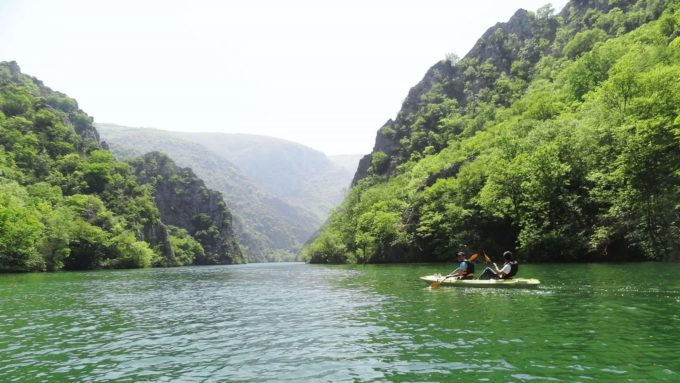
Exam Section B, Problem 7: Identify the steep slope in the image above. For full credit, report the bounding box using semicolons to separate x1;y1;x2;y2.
177;132;351;221
97;124;319;262
352;0;669;185
130;152;244;265
352;7;559;184
306;0;680;263
0;61;205;270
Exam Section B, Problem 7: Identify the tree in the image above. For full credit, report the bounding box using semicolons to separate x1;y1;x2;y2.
563;29;607;59
370;151;389;174
166;226;204;266
0;182;44;271
108;231;156;268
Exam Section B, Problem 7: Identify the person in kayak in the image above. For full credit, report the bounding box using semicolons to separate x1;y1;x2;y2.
446;252;475;280
478;251;518;280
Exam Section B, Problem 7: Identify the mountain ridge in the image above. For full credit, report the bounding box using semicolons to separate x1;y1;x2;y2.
97;123;354;261
352;0;664;185
175;131;353;221
307;0;680;263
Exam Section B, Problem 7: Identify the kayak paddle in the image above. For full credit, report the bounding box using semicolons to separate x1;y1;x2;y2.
429;275;453;289
483;250;492;263
429;253;479;289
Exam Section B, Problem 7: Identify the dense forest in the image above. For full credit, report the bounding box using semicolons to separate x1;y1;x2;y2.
2;0;678;271
98;124;351;262
305;0;680;263
0;62;242;271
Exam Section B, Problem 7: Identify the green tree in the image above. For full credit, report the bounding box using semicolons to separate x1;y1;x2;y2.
0;182;44;271
167;226;204;266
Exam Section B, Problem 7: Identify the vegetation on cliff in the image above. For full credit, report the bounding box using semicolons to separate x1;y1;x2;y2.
130;152;244;265
97;124;325;262
305;0;680;263
0;62;241;271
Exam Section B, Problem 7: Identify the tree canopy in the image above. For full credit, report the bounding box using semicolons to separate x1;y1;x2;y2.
305;0;680;263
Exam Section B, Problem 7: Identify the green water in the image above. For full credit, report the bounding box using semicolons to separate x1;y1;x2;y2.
1;263;679;382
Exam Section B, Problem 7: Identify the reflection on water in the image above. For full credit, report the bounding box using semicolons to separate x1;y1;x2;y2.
1;263;679;382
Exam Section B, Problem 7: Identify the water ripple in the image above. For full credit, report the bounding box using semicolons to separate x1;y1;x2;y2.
1;263;680;382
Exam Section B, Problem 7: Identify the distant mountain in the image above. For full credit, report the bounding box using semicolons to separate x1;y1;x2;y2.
176;132;352;221
97;124;350;262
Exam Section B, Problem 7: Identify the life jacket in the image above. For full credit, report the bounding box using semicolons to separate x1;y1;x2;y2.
501;261;518;279
463;259;475;275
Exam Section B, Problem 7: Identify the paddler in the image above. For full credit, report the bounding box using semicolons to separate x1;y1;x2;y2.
446;251;475;280
478;251;518;280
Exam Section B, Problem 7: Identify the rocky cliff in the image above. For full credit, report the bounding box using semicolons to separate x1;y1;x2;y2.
308;0;678;263
130;152;244;265
353;0;666;184
98;124;324;262
177;132;352;222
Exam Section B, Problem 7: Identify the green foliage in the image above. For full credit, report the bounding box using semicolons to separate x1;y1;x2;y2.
108;232;155;268
45;93;77;113
0;181;44;271
97;124;323;263
302;230;348;263
80;150;116;193
0;92;31;117
167;226;204;266
0;62;184;272
38;205;78;271
370;151;389;174
565;39;627;101
307;3;680;263
563;29;608;59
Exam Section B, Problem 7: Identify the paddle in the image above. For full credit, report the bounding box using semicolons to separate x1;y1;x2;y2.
482;250;499;273
430;253;478;289
483;250;515;279
483;250;492;264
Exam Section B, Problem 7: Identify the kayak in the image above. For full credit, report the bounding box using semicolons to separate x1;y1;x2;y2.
420;274;540;288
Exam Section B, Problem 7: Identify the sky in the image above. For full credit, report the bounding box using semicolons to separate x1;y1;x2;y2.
0;0;567;155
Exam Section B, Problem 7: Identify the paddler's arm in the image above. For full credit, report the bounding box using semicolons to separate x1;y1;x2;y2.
496;263;511;278
448;262;467;277
446;270;460;277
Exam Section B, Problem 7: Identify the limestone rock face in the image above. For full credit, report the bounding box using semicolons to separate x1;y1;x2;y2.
131;152;244;265
352;0;656;184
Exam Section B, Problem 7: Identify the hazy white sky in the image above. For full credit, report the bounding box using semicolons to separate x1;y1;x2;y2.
0;0;566;155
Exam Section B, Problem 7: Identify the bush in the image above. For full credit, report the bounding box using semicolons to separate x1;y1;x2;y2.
563;29;607;59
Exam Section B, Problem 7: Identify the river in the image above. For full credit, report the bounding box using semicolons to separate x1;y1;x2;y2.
1;262;679;382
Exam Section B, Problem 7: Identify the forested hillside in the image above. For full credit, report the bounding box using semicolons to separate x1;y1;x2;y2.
0;62;242;271
306;0;680;263
98;124;321;262
130;152;244;265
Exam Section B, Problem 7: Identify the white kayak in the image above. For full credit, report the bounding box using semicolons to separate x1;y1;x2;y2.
421;274;540;288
